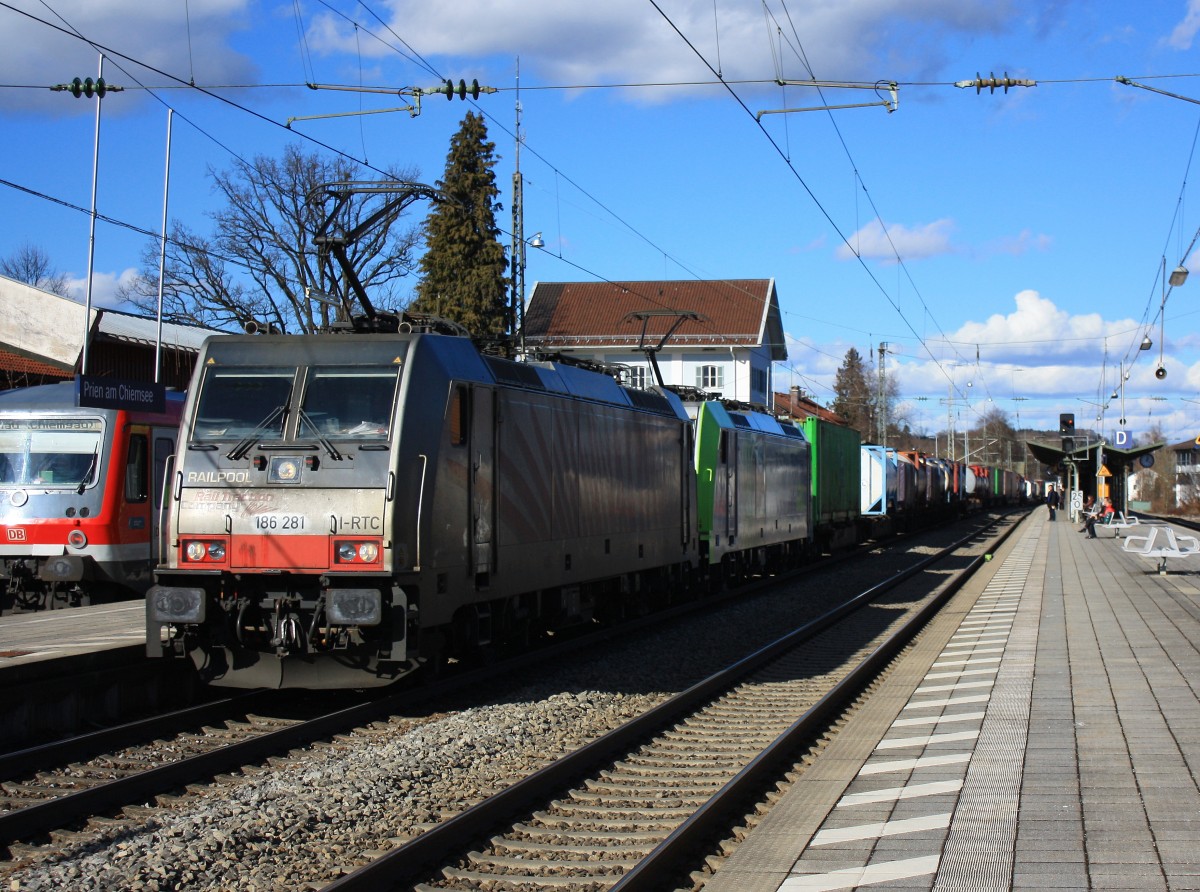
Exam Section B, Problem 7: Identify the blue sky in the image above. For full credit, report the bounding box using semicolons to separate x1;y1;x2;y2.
3;0;1200;443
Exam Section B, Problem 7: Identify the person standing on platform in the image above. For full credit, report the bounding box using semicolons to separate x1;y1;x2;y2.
1046;485;1060;521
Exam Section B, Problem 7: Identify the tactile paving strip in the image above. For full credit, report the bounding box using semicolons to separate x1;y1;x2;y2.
778;532;1041;891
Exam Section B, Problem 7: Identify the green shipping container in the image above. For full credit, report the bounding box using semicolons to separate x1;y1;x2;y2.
801;416;861;530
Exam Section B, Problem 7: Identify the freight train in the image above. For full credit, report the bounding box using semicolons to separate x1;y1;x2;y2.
0;381;184;612
146;325;1024;689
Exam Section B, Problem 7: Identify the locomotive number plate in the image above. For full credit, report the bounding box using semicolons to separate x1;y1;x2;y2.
253;513;307;531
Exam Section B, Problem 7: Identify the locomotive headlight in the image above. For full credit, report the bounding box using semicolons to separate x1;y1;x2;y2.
67;530;87;549
183;539;228;563
334;539;383;564
149;585;206;623
326;588;382;625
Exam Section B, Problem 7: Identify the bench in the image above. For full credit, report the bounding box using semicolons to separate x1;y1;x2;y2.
1121;525;1200;574
1100;512;1140;537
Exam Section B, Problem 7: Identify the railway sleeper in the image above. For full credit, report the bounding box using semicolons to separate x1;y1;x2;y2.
603;759;739;775
466;851;640;871
568;782;710;806
438;867;622;888
490;837;658;857
511;823;666;842
549;799;699;818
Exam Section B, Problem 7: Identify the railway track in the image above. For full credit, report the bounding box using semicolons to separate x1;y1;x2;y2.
0;690;406;855
0;509;1025;890
327;511;1024;892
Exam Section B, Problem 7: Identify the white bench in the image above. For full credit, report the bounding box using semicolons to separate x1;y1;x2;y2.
1121;525;1200;574
1101;512;1140;537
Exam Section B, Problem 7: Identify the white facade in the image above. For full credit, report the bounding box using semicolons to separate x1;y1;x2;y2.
546;345;775;406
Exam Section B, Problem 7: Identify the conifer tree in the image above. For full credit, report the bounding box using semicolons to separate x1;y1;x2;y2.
831;347;874;436
409;111;509;338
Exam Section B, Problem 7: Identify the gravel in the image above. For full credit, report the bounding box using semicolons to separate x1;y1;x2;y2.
3;523;971;890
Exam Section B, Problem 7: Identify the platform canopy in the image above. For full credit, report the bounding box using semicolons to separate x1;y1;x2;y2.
1026;438;1162;471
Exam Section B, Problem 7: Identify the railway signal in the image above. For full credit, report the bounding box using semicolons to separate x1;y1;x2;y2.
1060;413;1075;452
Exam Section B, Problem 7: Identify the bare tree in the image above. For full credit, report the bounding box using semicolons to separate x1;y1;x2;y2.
0;243;69;296
120;145;420;333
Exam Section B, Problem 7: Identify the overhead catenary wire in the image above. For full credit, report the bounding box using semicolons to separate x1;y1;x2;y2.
5;1;1200;434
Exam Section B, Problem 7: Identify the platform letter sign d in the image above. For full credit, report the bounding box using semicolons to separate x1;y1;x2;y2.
1114;429;1132;448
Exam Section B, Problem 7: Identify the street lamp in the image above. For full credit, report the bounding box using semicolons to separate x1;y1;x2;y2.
512;231;543;354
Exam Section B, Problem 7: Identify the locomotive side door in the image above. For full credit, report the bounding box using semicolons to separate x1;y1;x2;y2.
722;429;738;545
470;385;496;582
150;427;176;564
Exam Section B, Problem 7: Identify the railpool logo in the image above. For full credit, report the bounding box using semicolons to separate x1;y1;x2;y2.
186;470;253;484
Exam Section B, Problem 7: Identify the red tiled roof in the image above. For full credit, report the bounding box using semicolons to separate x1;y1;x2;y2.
525;280;779;350
0;347;72;380
771;389;849;426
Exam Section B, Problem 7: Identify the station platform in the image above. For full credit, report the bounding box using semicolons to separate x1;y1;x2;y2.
705;509;1200;891
0;600;145;680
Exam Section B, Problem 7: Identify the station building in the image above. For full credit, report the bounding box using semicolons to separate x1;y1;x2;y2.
0;275;222;392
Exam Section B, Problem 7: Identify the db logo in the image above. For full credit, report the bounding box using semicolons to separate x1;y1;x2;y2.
6;529;27;541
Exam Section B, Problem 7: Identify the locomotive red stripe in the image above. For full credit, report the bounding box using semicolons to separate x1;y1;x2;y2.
221;535;383;571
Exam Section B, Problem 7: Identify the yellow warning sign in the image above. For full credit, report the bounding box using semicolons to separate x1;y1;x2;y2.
1098;464;1112;477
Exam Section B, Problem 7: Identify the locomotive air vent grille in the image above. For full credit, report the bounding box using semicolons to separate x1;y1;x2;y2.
626;389;673;415
484;357;546;390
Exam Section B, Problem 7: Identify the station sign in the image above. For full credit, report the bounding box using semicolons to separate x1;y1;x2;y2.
1114;429;1133;448
76;375;165;413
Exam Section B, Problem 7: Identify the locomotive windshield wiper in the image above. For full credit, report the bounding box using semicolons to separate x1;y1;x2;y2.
298;408;344;461
227;405;289;461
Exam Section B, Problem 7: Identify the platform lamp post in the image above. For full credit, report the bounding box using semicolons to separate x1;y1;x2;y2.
51;55;122;377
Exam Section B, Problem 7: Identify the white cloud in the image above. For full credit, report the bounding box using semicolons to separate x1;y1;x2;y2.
985;229;1053;256
835;218;956;262
306;0;1023;99
1166;0;1200;49
939;289;1143;362
65;267;139;309
0;0;256;114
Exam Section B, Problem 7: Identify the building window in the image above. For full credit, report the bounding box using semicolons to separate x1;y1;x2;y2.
1180;450;1195;467
625;367;648;390
751;367;767;394
697;365;723;390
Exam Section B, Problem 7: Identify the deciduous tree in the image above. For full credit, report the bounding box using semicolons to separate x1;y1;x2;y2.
1;243;68;296
120;146;420;333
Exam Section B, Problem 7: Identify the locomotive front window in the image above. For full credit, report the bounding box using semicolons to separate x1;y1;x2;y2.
299;366;400;440
0;418;104;487
192;368;295;441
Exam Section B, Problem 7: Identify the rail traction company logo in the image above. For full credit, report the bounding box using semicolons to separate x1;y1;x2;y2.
6;528;27;541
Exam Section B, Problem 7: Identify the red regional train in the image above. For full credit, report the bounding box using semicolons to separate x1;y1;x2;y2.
0;381;184;612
